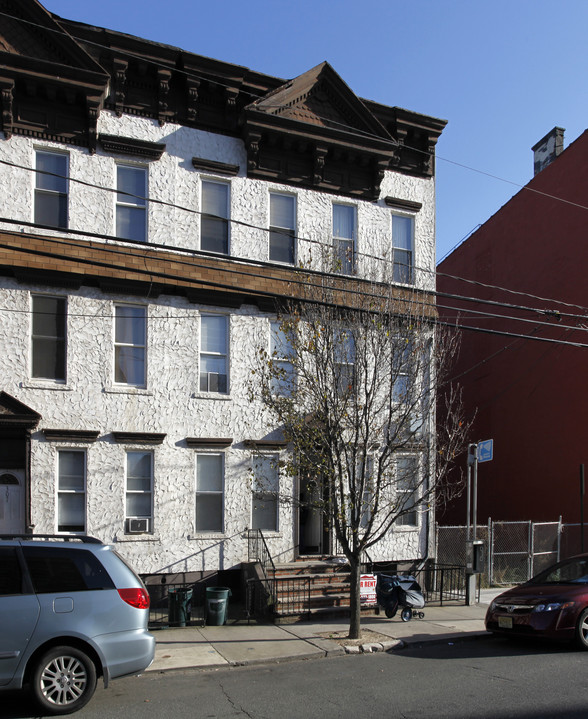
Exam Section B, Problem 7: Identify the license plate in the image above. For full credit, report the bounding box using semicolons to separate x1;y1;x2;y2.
498;616;513;629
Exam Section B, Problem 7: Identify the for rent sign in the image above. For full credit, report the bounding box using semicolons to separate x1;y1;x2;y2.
360;574;377;605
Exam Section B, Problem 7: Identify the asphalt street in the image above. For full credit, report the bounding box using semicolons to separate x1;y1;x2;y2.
3;636;587;719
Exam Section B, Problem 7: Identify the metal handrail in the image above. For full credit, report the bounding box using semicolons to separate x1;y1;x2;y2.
247;529;275;578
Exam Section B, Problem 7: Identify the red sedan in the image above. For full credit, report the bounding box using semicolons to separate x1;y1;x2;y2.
485;554;588;649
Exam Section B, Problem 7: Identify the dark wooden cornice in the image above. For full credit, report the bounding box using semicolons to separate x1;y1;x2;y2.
99;135;166;160
111;432;166;445
185;438;233;448
0;3;444;180
244;439;289;449
42;429;100;442
192;157;240;176
384;197;423;212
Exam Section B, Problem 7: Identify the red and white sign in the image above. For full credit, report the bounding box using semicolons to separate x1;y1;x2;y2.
360;573;377;605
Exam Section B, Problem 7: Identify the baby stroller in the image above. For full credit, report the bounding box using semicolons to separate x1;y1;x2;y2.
376;574;425;621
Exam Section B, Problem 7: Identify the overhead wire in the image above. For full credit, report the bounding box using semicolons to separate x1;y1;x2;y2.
3;157;588;324
1;10;587;345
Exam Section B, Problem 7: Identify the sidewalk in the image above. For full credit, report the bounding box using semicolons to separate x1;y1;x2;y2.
148;589;500;673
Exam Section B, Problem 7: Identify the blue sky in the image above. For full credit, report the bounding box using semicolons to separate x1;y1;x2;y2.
46;0;588;262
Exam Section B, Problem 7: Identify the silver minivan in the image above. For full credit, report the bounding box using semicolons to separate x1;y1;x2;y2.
0;535;155;714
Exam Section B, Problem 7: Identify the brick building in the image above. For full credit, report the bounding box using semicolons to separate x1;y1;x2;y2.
438;127;588;526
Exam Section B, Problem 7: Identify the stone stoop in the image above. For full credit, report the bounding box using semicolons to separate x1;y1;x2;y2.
272;558;378;623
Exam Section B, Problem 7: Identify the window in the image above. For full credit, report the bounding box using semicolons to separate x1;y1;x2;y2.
23;547;115;593
57;450;86;533
201;180;229;254
392;215;414;284
195;454;224;532
393;341;411;404
125;451;153;530
200;315;228;393
251;455;278;531
334;329;355;395
114;305;146;386
116;165;147;242
358;456;374;530
35;151;68;228
397;457;418;526
333;204;355;274
31;295;66;381
0;547;23;595
270;321;295;395
270;193;296;264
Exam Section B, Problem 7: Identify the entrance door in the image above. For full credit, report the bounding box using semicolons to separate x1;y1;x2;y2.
299;479;330;555
0;471;24;534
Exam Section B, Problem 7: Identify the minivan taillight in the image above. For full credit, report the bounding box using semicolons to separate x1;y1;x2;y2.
118;588;150;609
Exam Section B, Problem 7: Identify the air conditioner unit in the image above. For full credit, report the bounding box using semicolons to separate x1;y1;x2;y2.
207;372;227;393
127;518;150;534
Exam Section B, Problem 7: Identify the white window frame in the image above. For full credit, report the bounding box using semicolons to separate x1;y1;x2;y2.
201;179;230;255
270;320;295;396
34;149;68;229
251;454;279;532
31;293;67;382
114;304;147;388
199;314;229;394
332;203;356;275
396;456;419;527
195;452;225;533
269;192;296;265
334;329;355;396
57;449;86;534
391;213;415;285
125;450;153;531
116;164;148;242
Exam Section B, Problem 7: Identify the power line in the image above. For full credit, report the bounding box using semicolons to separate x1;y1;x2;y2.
4;155;588;324
5;5;588;228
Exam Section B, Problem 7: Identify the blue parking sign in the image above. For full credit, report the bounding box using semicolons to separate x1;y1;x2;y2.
478;439;493;462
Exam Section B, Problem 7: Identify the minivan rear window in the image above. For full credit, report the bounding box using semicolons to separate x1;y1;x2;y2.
23;547;115;593
0;547;23;595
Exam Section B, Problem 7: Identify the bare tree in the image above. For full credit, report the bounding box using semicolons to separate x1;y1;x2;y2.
249;274;468;639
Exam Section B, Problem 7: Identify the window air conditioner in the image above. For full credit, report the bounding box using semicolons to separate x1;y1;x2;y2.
207;372;227;392
127;518;150;534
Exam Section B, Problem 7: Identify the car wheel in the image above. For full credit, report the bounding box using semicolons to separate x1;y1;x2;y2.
32;646;97;715
575;608;588;650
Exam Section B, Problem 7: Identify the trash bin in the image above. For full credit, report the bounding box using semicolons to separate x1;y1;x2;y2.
205;586;231;626
168;586;193;627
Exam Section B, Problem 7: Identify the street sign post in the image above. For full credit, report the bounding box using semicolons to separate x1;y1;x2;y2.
465;439;493;605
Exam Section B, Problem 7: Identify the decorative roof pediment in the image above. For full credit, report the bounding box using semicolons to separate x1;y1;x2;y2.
243;62;397;200
248;62;389;140
0;0;109;149
0;0;106;75
0;391;41;428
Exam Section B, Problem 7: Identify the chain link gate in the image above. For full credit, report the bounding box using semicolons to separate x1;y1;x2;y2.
437;519;572;586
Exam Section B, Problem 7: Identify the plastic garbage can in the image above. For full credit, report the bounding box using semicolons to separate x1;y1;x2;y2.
168;586;193;627
205;586;231;625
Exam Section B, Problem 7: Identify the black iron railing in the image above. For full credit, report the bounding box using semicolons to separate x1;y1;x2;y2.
246;575;312;621
142;577;206;628
414;563;476;605
247;529;275;578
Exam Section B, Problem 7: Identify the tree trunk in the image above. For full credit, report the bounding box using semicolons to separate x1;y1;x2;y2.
348;556;362;639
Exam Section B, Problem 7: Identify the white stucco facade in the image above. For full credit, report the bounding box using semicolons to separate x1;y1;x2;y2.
0;108;437;573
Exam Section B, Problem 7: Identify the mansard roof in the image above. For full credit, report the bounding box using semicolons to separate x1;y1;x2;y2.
0;0;446;196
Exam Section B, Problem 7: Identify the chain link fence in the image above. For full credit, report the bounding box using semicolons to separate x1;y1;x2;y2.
437;519;586;586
